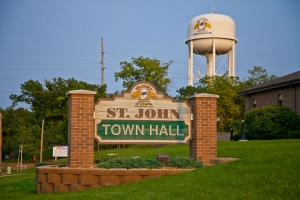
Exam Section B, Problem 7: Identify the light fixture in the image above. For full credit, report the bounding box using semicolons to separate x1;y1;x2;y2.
157;154;169;169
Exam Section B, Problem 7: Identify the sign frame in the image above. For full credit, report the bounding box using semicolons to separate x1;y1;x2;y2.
94;81;192;144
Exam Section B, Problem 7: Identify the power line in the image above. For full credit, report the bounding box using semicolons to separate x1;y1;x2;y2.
0;51;99;54
0;62;99;65
0;49;294;77
0;67;100;70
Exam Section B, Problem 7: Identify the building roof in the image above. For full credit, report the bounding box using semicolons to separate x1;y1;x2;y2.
238;70;300;96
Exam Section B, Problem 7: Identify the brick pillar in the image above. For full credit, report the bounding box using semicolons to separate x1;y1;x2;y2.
67;90;96;168
188;93;219;165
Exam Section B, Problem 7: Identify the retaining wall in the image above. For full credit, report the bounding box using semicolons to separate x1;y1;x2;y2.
36;165;193;193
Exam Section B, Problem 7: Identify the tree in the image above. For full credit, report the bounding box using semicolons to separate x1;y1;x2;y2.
9;77;108;148
0;107;37;158
175;86;200;100
175;67;280;131
18;124;41;161
175;74;244;131
243;66;278;88
114;56;172;95
199;75;245;131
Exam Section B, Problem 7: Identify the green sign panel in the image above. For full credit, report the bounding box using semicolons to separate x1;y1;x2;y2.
98;120;188;141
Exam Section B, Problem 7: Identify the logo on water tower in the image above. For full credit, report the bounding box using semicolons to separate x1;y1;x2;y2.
194;18;211;31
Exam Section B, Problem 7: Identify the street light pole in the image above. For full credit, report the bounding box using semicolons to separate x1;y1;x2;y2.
217;117;220;132
230;128;233;141
239;119;247;141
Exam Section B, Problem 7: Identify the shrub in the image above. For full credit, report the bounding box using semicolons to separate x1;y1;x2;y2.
98;157;203;169
245;105;300;140
230;120;242;133
232;133;249;141
233;133;241;141
167;157;203;169
288;130;300;139
98;157;161;169
95;155;117;164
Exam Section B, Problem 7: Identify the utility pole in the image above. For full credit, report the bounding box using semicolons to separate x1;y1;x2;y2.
40;119;44;162
101;37;105;86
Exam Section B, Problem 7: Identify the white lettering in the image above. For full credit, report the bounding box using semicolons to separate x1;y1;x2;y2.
150;125;158;136
102;124;111;135
122;124;135;135
169;125;176;136
177;125;183;136
159;125;168;135
136;125;144;135
111;124;121;135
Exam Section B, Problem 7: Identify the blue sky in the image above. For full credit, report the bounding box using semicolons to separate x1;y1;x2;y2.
0;0;299;109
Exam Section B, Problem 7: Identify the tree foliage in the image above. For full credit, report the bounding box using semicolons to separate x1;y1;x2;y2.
114;56;172;95
175;86;199;100
245;105;300;140
175;66;280;132
200;75;245;131
1;77;108;159
242;66;278;88
175;75;244;131
10;77;107;123
0;107;37;159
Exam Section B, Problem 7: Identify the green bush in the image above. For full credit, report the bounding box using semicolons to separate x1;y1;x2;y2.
98;156;203;169
98;157;161;169
229;120;242;133
288;130;300;139
95;155;117;164
233;133;241;141
167;157;203;169
232;133;249;141
245;105;300;140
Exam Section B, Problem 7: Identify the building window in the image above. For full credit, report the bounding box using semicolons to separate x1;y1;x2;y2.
278;94;283;106
252;98;256;108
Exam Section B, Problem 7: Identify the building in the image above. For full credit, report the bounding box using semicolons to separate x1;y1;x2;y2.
238;71;300;117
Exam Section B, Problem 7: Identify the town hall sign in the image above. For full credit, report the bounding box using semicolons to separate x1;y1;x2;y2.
94;81;192;144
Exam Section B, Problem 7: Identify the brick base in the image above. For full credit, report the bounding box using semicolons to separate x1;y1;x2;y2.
36;166;193;194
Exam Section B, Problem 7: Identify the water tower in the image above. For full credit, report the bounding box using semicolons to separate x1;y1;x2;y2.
185;13;238;86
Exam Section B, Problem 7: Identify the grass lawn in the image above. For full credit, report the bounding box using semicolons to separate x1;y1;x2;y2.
0;140;299;199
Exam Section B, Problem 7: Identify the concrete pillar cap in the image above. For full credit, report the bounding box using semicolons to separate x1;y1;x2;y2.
187;93;219;99
66;90;97;96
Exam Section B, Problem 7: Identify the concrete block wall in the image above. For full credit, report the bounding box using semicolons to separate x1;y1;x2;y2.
36;166;193;193
188;94;219;165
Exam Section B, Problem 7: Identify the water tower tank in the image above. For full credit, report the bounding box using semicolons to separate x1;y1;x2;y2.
185;13;238;86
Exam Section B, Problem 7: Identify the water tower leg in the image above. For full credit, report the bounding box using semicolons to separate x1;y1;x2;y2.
188;40;194;86
206;54;214;76
232;40;236;77
228;51;231;76
228;40;236;77
206;38;216;76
